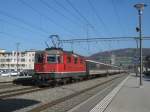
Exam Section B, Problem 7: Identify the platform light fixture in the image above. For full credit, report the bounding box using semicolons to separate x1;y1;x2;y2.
134;3;147;86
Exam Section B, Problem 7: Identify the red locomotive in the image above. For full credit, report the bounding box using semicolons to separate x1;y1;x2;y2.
34;47;87;85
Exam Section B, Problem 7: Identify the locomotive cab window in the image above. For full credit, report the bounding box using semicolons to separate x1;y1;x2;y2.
47;55;61;63
35;53;44;63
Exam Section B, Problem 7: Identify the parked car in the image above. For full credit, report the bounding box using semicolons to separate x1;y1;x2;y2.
1;72;11;76
1;71;20;77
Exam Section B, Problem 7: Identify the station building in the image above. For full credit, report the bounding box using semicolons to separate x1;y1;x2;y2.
0;49;36;71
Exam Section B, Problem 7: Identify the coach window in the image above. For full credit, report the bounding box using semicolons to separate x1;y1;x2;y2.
67;56;71;63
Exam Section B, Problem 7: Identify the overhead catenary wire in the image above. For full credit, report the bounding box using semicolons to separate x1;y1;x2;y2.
19;0;76;37
87;0;112;36
59;36;150;43
86;23;91;55
65;0;101;36
0;31;49;49
0;18;45;41
40;0;82;29
53;0;84;25
111;0;125;36
0;10;49;34
0;18;46;37
0;31;26;41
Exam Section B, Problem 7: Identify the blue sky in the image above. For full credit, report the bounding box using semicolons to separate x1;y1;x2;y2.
0;0;150;56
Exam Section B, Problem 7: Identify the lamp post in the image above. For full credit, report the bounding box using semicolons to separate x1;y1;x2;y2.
135;38;139;77
134;3;147;86
16;42;20;75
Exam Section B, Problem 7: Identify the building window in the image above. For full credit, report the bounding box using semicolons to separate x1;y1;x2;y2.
32;58;34;62
21;58;25;62
6;58;11;62
21;53;25;57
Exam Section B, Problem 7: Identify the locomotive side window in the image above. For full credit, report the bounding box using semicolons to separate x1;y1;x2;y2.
57;56;61;63
47;55;56;63
74;57;78;64
47;55;61;63
67;56;71;63
80;58;83;64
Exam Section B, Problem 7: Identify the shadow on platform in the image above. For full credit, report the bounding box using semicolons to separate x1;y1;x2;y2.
0;98;40;112
143;75;150;81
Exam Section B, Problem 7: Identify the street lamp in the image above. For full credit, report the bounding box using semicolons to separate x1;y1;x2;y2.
134;3;147;86
16;42;20;75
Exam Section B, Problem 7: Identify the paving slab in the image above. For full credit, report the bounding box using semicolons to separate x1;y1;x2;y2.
103;74;150;112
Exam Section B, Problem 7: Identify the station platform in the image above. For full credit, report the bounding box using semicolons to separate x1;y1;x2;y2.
91;74;150;112
68;73;150;112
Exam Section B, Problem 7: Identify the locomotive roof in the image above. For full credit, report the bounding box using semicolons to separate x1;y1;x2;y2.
44;47;84;58
35;48;85;58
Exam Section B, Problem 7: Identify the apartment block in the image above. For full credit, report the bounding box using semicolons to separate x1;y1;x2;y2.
0;49;36;71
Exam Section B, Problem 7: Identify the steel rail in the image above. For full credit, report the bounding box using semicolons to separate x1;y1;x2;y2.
0;87;47;99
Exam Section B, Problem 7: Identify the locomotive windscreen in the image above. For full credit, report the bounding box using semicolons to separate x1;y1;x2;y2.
35;53;44;63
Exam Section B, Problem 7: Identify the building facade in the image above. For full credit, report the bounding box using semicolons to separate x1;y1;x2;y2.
0;50;36;71
95;55;134;68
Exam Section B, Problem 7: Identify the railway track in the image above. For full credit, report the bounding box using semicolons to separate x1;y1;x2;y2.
0;86;47;99
0;73;126;99
0;77;105;99
0;81;12;84
0;81;13;86
0;83;19;89
28;74;127;112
